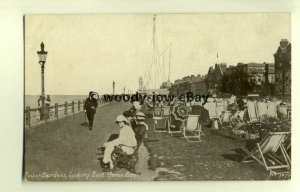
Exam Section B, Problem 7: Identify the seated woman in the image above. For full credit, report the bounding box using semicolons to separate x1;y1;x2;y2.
100;115;137;171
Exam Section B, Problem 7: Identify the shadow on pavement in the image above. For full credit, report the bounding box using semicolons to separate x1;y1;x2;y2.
221;148;247;162
80;121;89;127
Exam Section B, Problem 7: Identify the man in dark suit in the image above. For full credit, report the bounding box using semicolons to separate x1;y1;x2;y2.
84;91;98;130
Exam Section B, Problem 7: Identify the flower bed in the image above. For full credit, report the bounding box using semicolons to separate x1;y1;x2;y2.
214;117;291;141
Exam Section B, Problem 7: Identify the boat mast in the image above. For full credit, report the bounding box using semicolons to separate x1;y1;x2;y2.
168;44;172;82
152;15;157;89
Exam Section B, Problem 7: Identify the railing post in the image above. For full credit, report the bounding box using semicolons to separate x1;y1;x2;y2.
25;106;31;128
65;102;68;116
55;103;58;119
78;100;81;111
72;101;75;114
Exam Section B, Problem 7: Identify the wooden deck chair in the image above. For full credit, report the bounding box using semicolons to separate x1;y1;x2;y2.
256;102;268;121
162;106;171;118
282;134;291;166
182;115;203;142
243;132;291;174
216;99;227;118
168;114;183;136
204;102;222;124
228;109;245;128
266;101;277;118
247;101;259;122
153;107;162;118
153;107;167;132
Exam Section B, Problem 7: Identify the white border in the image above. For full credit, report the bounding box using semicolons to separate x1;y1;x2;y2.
0;0;299;192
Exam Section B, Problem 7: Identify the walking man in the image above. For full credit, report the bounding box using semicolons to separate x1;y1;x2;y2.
84;91;99;130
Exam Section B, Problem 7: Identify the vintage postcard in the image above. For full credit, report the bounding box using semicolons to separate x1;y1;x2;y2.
24;14;291;181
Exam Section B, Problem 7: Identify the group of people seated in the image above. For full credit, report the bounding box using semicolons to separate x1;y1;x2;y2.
98;102;148;172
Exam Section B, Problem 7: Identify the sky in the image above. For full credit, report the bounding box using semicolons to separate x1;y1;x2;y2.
25;13;290;95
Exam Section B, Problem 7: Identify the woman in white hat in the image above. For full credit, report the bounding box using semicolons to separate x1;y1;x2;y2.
101;115;137;170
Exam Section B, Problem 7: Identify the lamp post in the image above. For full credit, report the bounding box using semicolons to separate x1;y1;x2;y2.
37;42;48;120
112;80;115;95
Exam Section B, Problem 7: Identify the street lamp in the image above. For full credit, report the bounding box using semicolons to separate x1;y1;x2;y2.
37;42;48;120
112;80;115;95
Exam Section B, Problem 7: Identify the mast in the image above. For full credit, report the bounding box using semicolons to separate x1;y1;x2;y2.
168;44;171;82
153;15;157;89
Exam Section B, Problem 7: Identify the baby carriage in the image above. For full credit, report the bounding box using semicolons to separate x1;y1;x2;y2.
101;123;147;173
111;145;139;173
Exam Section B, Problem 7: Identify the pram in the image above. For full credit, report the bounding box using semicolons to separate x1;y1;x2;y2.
103;123;147;173
111;145;139;173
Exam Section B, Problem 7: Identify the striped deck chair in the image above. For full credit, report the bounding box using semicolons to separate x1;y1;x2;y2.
204;102;221;124
247;101;259;122
153;107;167;132
266;101;277;118
243;132;291;174
182;115;204;142
256;102;268;121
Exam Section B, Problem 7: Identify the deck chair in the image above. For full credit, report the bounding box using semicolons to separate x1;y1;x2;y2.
204;102;222;124
242;132;290;174
153;107;162;118
153;107;168;132
247;101;259;122
266;101;277;118
182;115;203;142
168;114;183;136
162;106;171;118
216;99;227;118
228;109;245;128
256;102;268;121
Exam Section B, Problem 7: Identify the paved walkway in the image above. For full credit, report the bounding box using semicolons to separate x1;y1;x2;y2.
144;120;285;180
24;102;287;181
24;102;157;181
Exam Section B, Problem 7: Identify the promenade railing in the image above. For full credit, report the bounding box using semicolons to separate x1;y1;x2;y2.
24;98;108;128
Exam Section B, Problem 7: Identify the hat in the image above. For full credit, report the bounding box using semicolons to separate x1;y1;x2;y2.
123;110;134;118
281;101;287;105
115;115;129;124
136;112;146;121
90;92;99;101
133;101;141;110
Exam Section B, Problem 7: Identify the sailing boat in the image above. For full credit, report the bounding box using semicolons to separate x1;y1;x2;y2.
140;15;172;95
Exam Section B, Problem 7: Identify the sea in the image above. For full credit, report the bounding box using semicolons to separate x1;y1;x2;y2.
25;95;88;109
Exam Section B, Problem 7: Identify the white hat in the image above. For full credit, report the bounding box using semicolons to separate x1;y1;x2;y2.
136;112;146;121
115;115;129;124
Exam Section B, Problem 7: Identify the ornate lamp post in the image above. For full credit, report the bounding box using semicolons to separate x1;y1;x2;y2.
112;80;115;95
37;42;48;119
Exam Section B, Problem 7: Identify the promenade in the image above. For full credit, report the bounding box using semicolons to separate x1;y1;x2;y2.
24;101;283;181
24;102;157;181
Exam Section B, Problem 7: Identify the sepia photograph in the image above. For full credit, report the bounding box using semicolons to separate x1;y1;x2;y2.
24;13;291;181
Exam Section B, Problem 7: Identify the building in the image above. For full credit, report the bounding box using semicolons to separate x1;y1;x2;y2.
138;76;146;93
170;74;207;96
221;62;275;95
274;39;291;95
206;63;227;95
190;75;207;95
